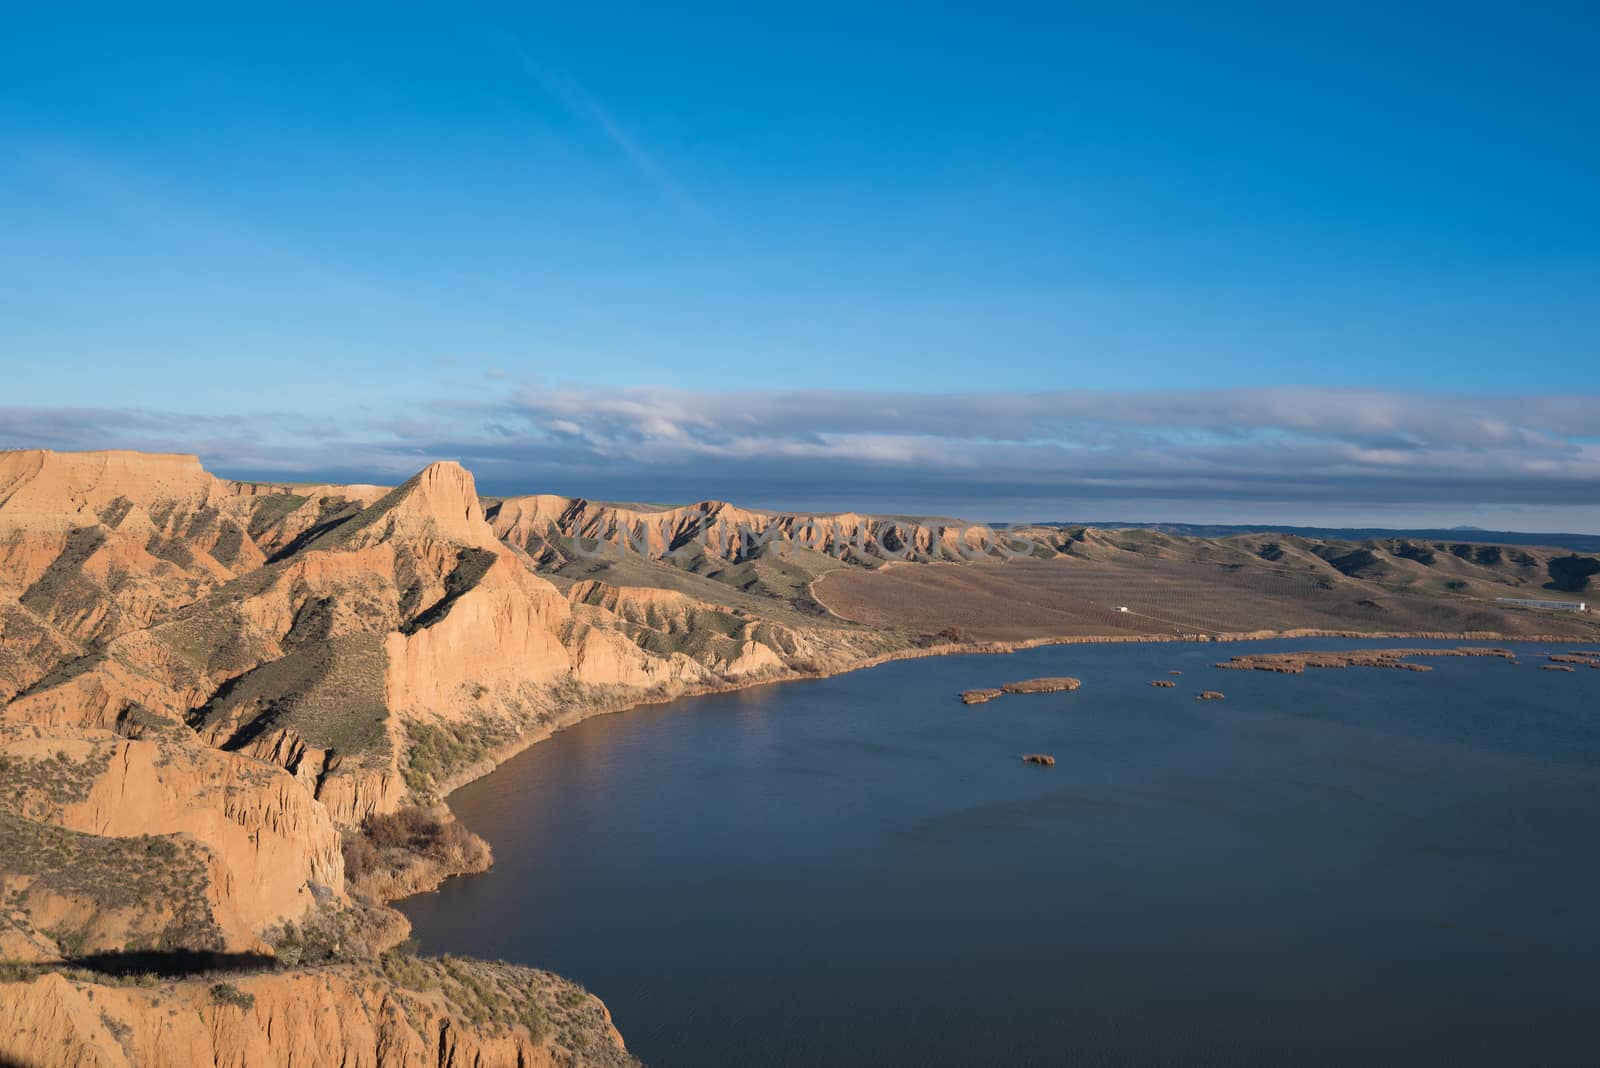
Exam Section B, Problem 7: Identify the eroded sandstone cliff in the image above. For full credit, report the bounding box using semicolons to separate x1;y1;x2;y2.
1;448;905;1066
4;447;1597;1067
0;958;635;1068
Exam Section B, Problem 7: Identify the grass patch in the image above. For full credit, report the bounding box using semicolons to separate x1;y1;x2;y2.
246;494;309;539
0;744;113;818
197;632;392;758
0;811;222;956
402;721;514;798
376;951;591;1046
400;548;499;635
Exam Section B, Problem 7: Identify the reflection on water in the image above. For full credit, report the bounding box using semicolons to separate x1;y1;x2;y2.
399;639;1600;1067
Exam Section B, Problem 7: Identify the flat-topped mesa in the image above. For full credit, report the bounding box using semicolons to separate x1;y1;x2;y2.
0;448;394;590
0;451;324;665
0;449;220;523
0;450;247;571
492;495;769;561
490;493;985;564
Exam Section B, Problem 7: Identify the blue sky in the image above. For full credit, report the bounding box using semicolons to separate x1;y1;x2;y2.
3;4;1598;527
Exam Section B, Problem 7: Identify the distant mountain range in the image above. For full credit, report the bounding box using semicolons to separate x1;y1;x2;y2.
1021;523;1600;555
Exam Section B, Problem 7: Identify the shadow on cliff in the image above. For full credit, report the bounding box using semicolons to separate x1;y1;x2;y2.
64;949;275;978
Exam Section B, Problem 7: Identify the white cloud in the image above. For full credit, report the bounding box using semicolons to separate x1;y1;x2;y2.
4;385;1598;525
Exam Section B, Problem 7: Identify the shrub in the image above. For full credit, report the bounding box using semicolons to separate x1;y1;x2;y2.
361;808;482;865
403;722;499;797
379;947;434;991
342;807;491;903
342;833;379;882
209;982;255;1012
99;1010;133;1046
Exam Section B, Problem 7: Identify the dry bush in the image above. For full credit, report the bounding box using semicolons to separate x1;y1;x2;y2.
342;807;491;903
341;833;380;883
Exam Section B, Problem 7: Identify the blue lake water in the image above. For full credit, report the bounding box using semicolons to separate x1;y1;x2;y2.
399;638;1600;1066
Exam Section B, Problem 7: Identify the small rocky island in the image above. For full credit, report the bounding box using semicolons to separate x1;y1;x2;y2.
1002;677;1082;694
1197;690;1226;700
960;677;1081;705
1150;680;1176;688
1021;753;1056;766
1215;647;1517;674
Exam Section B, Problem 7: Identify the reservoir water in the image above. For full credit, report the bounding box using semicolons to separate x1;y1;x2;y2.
399;638;1600;1066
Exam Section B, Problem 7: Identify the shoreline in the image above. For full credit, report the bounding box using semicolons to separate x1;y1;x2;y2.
403;624;1592;903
